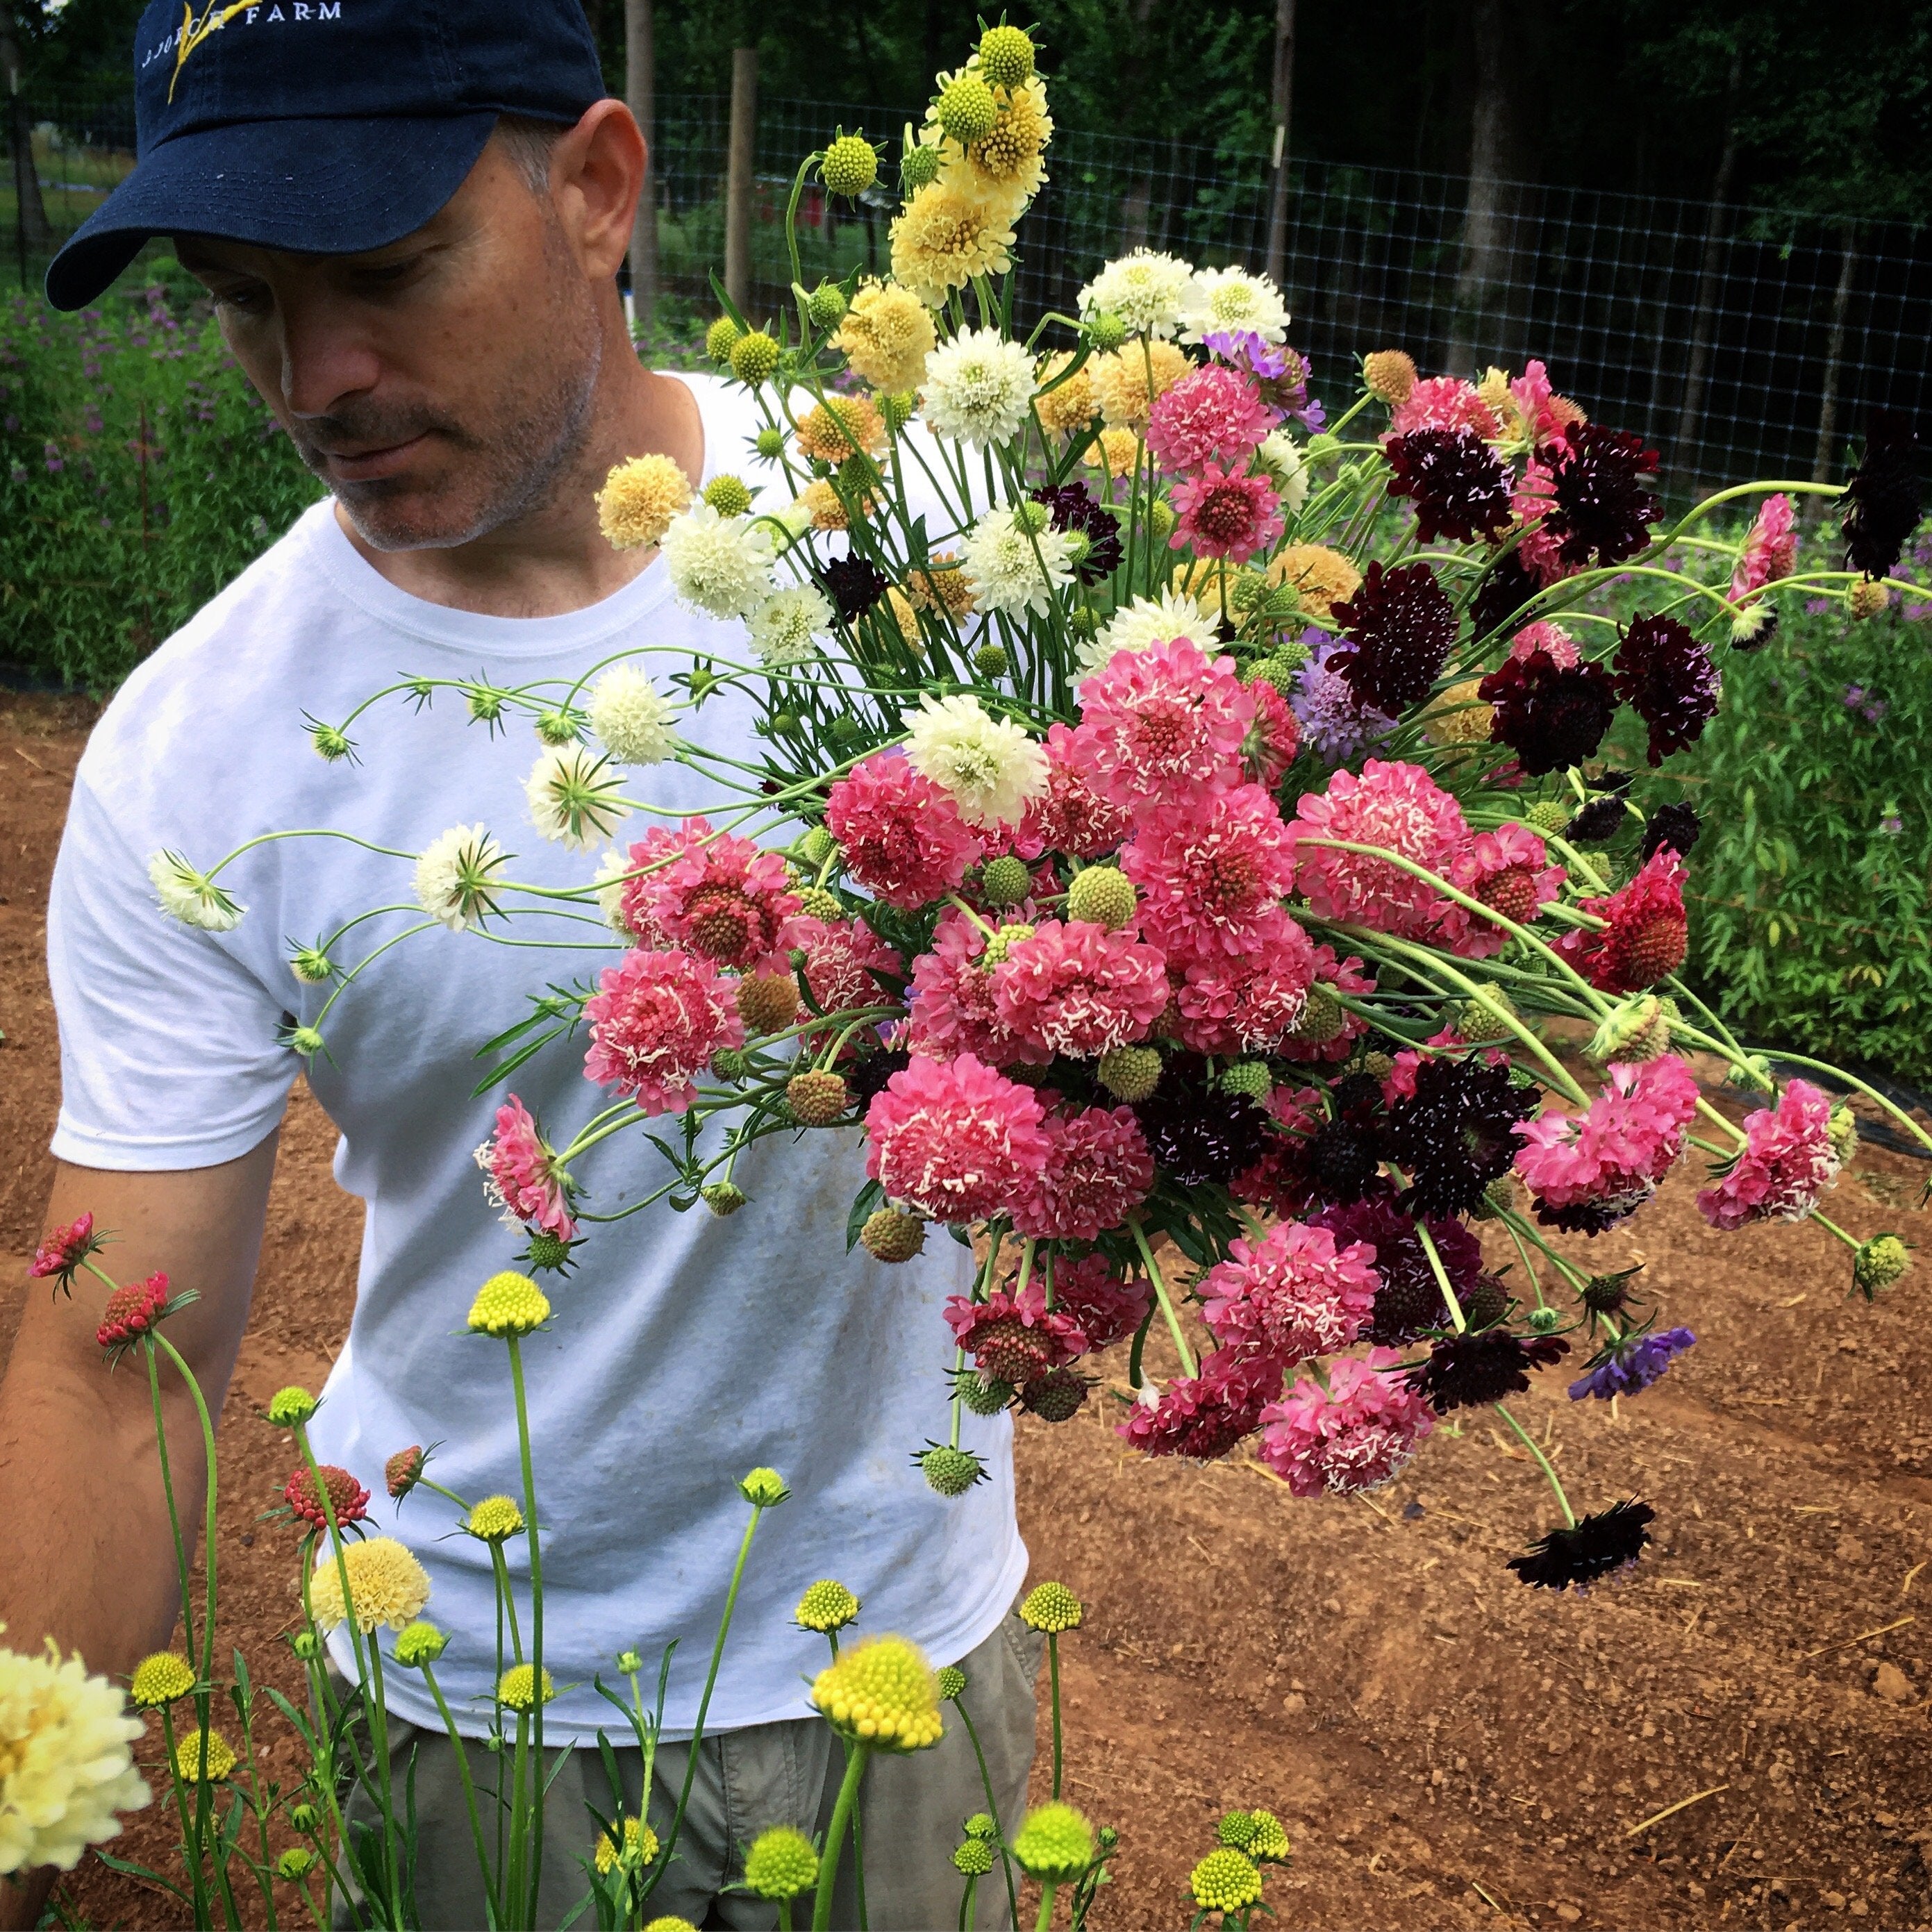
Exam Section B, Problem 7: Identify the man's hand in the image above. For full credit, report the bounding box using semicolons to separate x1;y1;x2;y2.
0;1135;278;1929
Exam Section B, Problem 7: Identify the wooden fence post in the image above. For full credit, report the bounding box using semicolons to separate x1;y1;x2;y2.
724;46;758;313
625;0;658;339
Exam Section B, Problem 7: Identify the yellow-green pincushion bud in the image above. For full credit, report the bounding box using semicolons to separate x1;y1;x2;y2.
1829;1104;1859;1163
937;1665;967;1700
743;1825;820;1899
1192;1847;1263;1910
701;1181;748;1217
1524;799;1570;835
289;1801;320;1833
392;1621;449;1668
806;281;850;328
800;824;838;866
497;1664;556;1711
1585;993;1665;1067
739;1467;790;1507
1220;1060;1272;1102
276;1848;317;1881
467;1270;551;1337
755;425;786;459
1013;497;1051;535
953;1838;996;1876
917;1444;987;1496
1011;1801;1095;1883
973;641;1010;678
464;1495;525;1542
977;23;1037;87
810;1633;945;1751
1855;1233;1910;1299
935;73;998;146
729;330;781;387
981;922;1035;965
1147;499;1176;542
1018;1582;1083;1634
964;1812;998;1841
1216;1809;1254;1849
1287;984;1344;1044
1066;865;1135;931
795;1579;860;1633
862;1208;926;1264
705;315;743;365
1083;310;1126;353
266;1385;318;1427
703;474;754;517
130;1652;196;1708
310;720;354;761
796;885;844;923
289;945;334;983
899;140;942;191
642;1918;699;1932
1097;1044;1162;1102
979;856;1032;907
595;1816;659;1876
822;133;879;198
1244;1810;1291;1861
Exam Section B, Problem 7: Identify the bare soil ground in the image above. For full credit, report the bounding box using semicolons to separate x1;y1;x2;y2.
3;691;1931;1932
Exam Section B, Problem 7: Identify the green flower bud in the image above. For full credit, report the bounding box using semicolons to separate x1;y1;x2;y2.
973;641;1010;679
821;133;879;199
738;1467;790;1508
729;330;781;387
1854;1233;1910;1300
701;1181;749;1217
935;74;998;146
755;425;786;459
706;315;744;365
703;474;754;517
916;1443;986;1497
977;23;1037;87
979;856;1032;908
1011;1802;1095;1884
266;1385;318;1428
806;281;850;328
1083;310;1126;353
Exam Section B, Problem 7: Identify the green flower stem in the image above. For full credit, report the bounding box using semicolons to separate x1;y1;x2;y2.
140;1338;197;1674
199;825;420;883
1494;1208;1592;1292
1047;1633;1064;1799
638;1496;771;1906
1494;1401;1576;1528
953;1693;1020;1932
365;1640;406;1921
851;1757;871;1932
1500;1216;1547;1309
506;1333;547;1922
811;1740;872;1932
1412;1221;1467;1333
957;1874;979;1932
506;1708;532;1929
157;1701;213;1927
490;1544;526;1662
290;1868;328;1932
1692;1095;1751;1149
1809;1210;1863;1252
1033;1879;1058;1932
1129;1219;1197;1380
420;1661;501;1929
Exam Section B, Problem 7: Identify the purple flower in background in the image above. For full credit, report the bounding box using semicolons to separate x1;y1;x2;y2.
1290;631;1396;761
1804;597;1833;616
1881;814;1904;836
1568;1326;1695;1402
42;441;63;474
1202;329;1288;381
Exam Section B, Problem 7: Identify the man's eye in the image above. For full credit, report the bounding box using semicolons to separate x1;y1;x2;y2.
208;282;272;316
356;258;421;291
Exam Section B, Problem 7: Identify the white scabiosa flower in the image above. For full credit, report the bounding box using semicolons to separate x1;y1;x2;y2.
961;506;1076;617
1254;430;1308;516
413;824;508;932
1078;250;1196;339
919;326;1036;449
525;743;629;851
748;583;835;667
592;849;637;937
147;851;245;932
660;502;776;620
902;692;1049;829
1075;588;1214;681
1179;265;1291;346
0;1635;149;1872
588;665;676;765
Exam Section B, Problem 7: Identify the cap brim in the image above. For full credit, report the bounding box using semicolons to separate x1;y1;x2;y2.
45;111;499;310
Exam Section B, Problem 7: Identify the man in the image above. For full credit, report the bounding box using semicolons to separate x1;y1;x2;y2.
0;3;1035;1926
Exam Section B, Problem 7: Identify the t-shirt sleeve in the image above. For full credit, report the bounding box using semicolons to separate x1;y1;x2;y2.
48;771;298;1171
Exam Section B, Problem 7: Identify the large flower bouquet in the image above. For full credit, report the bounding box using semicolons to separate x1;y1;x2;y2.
35;20;1931;1928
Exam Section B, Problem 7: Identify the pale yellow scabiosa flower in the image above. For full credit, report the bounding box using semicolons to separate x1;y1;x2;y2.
832;279;937;393
588;665;676;767
901;692;1047;830
1079;249;1194;339
919;326;1035;449
890;182;1017;309
597;453;692;551
306;1538;432;1635
659;503;776;621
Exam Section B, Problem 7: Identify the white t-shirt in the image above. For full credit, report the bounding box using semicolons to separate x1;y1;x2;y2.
47;372;1024;1742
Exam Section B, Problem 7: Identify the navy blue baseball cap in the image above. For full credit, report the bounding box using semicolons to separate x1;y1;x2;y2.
45;0;606;310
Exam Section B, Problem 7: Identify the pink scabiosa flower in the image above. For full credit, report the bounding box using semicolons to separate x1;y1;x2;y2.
583;947;744;1115
1171;917;1317;1054
1290;758;1470;942
283;1463;372;1531
991;919;1169;1058
1554;848;1688;993
794;915;903;1017
1276;944;1376;1064
1146;364;1279;473
1124;783;1298;965
1515;1055;1699;1229
1011;1105;1156;1240
1117;1348;1278;1460
906;909;1051;1066
96;1271;172;1350
474;1095;578;1241
30;1210;103;1289
865;1051;1050;1224
1243;677;1301;787
620;817;803;971
824;752;983;910
1199;1220;1381;1366
1048;1253;1152;1351
1697;1078;1842;1231
1072;636;1254;810
1257;1349;1435;1496
1388;376;1502;441
1442;822;1565;958
1508;453;1576;587
944;1279;1089;1384
1507;359;1585;447
1169;462;1286;563
1013;722;1133;861
1731;492;1797;605
1508;620;1579;668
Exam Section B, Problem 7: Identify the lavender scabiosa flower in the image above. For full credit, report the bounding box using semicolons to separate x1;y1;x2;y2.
1290;633;1396;762
1567;1326;1695;1401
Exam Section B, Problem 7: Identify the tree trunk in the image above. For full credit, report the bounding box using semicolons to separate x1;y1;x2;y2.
624;0;657;335
1672;44;1742;480
0;11;53;260
724;45;757;313
1811;227;1860;487
1447;0;1513;377
1263;0;1295;288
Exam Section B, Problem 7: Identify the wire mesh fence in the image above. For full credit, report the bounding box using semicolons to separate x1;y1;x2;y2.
15;89;1931;490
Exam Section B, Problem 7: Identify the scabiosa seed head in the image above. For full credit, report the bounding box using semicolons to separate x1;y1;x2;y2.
1020;1367;1090;1422
1012;1802;1096;1883
822;132;880;198
497;1664;556;1711
860;1208;926;1263
1287;984;1345;1045
276;1847;317;1881
1019;1582;1083;1633
917;1443;989;1497
1848;578;1889;620
1363;348;1419;406
936;72;998;144
391;1620;449;1668
1508;1499;1654;1591
787;1069;852;1126
973;642;1010;678
176;1729;238;1784
1328;560;1458;714
728;330;781;386
267;1385;318;1428
1191;1847;1263;1912
1855;1233;1911;1299
744;1826;819;1899
795;1579;861;1633
467;1269;550;1338
595;1817;660;1877
130;1652;196;1708
1221;1060;1272;1101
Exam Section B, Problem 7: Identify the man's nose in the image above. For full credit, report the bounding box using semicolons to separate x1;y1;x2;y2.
278;297;385;424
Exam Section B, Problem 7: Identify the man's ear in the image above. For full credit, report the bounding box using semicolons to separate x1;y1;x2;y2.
552;99;645;281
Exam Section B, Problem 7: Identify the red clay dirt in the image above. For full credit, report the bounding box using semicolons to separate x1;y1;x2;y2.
3;691;1930;1932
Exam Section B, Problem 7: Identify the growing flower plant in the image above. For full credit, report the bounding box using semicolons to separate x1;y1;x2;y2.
28;17;1932;1926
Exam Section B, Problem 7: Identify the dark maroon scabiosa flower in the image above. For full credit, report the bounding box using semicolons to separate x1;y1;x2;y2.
1639;801;1701;865
1020;1366;1092;1422
1383;1057;1539;1219
1842;410;1923;580
821;555;890;622
1309;1114;1383;1204
1478;649;1617;777
1032;481;1122;585
1133;1054;1276;1188
1534;1192;1646;1235
1313;1192;1484;1345
1539;423;1662;568
1470;550;1541;640
1384;427;1515;544
843;1045;911;1108
1329;560;1458;714
1507;1499;1655;1591
1566;794;1629;846
1404;1328;1571;1413
1614;615;1720;765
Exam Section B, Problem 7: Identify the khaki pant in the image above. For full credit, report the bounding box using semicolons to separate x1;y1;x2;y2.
333;1601;1042;1931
